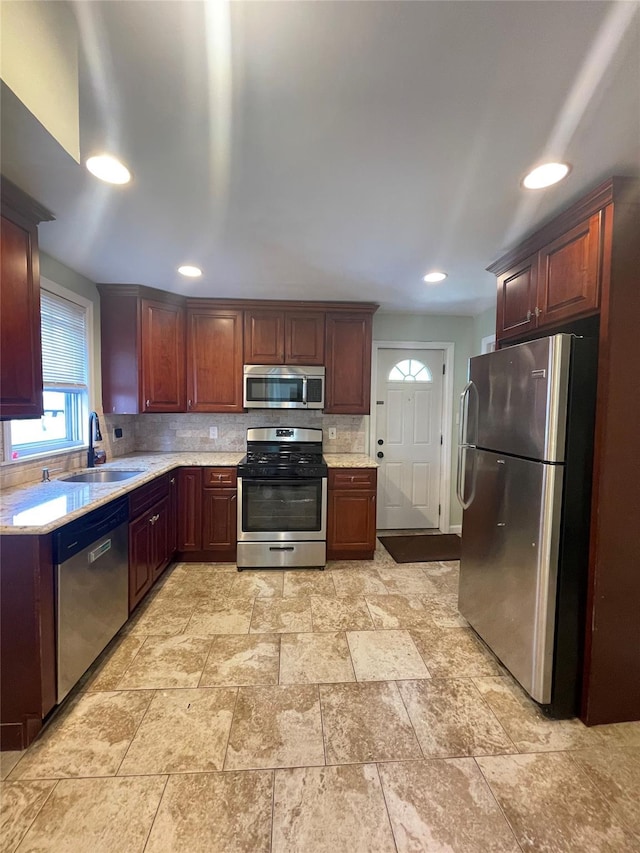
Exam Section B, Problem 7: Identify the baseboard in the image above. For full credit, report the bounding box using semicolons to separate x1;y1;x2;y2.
447;525;462;536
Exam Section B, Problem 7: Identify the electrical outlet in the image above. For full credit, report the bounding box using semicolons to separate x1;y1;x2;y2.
328;427;337;440
209;426;218;439
113;427;123;440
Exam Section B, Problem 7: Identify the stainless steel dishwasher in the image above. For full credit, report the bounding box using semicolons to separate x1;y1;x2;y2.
54;497;129;702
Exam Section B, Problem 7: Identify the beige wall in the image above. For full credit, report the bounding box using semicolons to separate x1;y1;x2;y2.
0;1;79;161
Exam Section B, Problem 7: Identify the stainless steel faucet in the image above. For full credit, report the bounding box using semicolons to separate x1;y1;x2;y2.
88;411;103;468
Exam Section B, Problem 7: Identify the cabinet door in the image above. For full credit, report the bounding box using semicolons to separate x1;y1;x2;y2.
327;489;376;559
129;514;153;611
151;496;170;581
140;299;186;412
538;213;601;327
496;254;538;341
167;473;178;556
285;312;325;365
244;309;284;364
202;488;237;555
177;468;203;550
325;312;372;414
187;308;243;412
0;213;44;419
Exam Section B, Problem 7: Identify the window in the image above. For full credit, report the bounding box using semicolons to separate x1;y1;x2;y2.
388;359;432;382
7;286;90;460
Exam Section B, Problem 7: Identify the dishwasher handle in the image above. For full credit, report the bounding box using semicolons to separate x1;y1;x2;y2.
54;497;129;563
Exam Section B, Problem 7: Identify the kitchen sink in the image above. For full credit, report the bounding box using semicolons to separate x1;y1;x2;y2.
62;469;145;484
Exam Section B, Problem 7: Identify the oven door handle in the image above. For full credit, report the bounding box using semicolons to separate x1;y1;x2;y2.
238;477;326;486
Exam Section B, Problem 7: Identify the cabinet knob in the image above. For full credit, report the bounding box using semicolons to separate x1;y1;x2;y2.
377;439;384;446
145;399;150;408
534;306;541;317
377;451;384;459
170;478;175;484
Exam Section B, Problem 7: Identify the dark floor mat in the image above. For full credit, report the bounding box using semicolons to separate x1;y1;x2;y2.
378;534;461;563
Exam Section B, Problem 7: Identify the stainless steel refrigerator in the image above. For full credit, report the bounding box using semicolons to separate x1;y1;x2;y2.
457;334;597;717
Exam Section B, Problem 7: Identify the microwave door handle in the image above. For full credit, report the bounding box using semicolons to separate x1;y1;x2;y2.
302;376;308;406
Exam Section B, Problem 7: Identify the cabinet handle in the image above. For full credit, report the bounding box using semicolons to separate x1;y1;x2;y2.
350;475;354;482
526;310;532;322
534;306;541;317
170;478;175;484
187;399;192;409
145;399;150;408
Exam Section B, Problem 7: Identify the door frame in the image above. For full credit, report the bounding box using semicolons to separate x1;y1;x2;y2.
370;340;455;534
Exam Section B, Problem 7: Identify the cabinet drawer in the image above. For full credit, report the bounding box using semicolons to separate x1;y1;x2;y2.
203;467;237;488
129;473;171;517
329;468;377;489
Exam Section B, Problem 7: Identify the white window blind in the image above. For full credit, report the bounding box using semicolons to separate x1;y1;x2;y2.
41;291;88;388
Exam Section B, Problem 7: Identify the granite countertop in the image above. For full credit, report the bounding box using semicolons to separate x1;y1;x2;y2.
0;451;377;534
323;453;378;469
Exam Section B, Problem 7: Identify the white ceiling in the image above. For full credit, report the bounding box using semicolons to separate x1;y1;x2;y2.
2;1;639;315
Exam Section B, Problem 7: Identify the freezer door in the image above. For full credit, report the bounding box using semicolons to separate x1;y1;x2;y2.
468;334;572;462
459;449;563;704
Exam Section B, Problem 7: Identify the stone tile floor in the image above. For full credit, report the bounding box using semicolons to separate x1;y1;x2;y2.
2;541;640;852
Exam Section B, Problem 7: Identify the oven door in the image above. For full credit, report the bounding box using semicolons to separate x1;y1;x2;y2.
238;477;327;541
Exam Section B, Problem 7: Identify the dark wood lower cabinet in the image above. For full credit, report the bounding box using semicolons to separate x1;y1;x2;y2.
0;535;56;750
177;467;203;552
327;468;377;560
177;467;237;561
128;476;174;612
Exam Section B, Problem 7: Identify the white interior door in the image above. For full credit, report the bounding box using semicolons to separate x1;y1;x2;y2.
375;348;444;529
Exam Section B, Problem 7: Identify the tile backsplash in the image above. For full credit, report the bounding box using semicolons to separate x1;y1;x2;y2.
0;412;367;489
134;412;367;453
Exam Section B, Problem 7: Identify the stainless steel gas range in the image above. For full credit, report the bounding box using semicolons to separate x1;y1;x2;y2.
236;427;327;570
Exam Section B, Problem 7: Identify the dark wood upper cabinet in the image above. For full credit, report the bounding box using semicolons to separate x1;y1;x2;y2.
244;309;285;364
98;285;186;414
187;306;243;412
285;312;325;364
0;179;54;420
495;254;538;341
244;309;325;365
140;299;186;412
324;311;373;414
538;212;601;326
492;207;603;343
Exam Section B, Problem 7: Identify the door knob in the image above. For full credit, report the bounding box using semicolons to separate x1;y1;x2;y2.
377;451;384;459
377;439;384;445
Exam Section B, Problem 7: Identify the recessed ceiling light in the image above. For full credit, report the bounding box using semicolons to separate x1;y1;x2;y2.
522;162;570;189
178;265;202;278
85;154;131;185
423;271;448;283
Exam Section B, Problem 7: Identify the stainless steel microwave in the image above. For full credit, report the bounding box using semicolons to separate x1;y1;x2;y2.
243;365;325;409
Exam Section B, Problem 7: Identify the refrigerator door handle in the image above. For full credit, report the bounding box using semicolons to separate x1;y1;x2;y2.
458;381;473;447
456;445;477;510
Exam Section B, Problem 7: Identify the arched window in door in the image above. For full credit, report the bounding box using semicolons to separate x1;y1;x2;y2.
388;359;433;382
